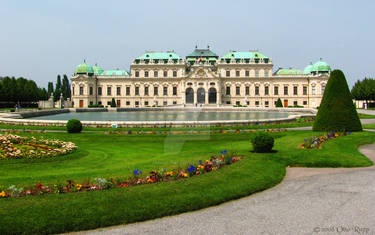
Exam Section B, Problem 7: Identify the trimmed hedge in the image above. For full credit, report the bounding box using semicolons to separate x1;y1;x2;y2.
251;132;274;153
313;70;362;131
66;119;83;133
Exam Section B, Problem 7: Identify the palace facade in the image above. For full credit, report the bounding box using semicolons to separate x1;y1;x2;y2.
70;47;331;108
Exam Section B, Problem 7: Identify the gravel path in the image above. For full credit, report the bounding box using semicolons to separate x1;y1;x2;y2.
73;140;375;235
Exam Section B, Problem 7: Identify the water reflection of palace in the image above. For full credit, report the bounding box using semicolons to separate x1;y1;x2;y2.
71;46;330;108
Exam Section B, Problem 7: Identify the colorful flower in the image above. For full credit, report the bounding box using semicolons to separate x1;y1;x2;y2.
0;191;5;197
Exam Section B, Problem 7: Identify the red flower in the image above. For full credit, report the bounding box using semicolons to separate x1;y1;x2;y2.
36;183;42;190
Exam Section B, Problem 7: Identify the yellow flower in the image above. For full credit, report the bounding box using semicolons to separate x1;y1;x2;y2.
183;173;188;178
0;191;5;197
76;184;82;191
147;178;153;183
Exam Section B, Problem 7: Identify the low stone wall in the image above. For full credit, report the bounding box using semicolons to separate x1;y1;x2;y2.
0;107;315;128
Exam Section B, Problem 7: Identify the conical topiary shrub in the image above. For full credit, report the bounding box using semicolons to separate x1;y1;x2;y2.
313;70;362;132
275;98;283;107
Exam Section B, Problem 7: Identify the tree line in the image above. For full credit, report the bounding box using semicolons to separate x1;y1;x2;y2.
0;74;71;107
351;78;375;107
48;74;71;102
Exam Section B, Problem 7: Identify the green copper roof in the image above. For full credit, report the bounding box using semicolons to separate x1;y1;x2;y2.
136;51;182;60
186;48;219;58
102;70;129;76
75;61;94;74
303;63;313;74
275;68;302;75
311;59;331;72
93;65;104;75
221;51;268;59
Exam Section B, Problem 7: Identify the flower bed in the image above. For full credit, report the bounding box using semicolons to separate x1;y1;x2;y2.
0;134;77;159
300;131;352;149
0;150;242;198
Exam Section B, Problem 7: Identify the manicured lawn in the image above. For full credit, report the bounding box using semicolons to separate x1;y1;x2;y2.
363;123;375;129
0;130;375;234
358;113;375;119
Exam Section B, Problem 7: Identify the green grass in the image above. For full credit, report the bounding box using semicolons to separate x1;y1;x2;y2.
0;130;375;234
358;113;375;119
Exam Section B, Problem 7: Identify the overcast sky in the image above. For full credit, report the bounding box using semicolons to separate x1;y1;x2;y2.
0;0;374;88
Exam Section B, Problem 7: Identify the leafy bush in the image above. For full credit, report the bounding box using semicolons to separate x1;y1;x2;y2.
88;104;104;108
251;132;274;153
313;70;362;131
66;119;82;133
275;98;283;107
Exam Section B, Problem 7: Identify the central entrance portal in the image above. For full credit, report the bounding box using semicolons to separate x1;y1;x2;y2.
197;88;205;104
208;88;217;104
185;88;194;104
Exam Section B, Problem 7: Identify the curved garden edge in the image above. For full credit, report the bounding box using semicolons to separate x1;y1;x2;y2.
1;131;375;234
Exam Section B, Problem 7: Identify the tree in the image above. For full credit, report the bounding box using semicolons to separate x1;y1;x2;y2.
313;70;362;132
110;98;117;107
351;78;375;108
54;75;62;102
275;98;283;107
62;74;71;100
47;82;54;97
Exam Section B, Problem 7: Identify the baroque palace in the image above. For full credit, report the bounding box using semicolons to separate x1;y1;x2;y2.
70;47;331;108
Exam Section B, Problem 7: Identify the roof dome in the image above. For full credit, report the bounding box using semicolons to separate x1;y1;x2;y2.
93;64;104;75
276;68;302;75
75;61;94;74
311;59;331;72
303;63;313;74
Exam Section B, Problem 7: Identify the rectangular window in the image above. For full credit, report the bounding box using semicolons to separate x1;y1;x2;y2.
116;100;120;107
321;85;326;94
303;86;307;95
126;86;130;96
72;87;75;96
154;71;158;77
265;101;269;107
284;86;288;95
226;70;230;77
255;70;259;77
144;71;149;77
173;101;177;105
89;101;93;105
164;71;168;77
154;86;158;96
135;87;139;96
98;87;102;96
89;87;93;95
98;101;102;105
107;86;111;96
226;86;231;95
126;101;130;106
245;70;249;77
303;101;307;105
293;86;298;95
265;86;269;95
255;86;259;95
236;101;240;105
163;101;167;106
264;70;269;77
312;86;316;95
79;87;83;95
294;101;298;106
173;86;177;95
274;86;279;95
163;87;168;96
144;86;149;96
107;101;111;105
245;86;250;95
236;71;240;77
116;87;121;96
236;86;240;95
226;101;231;104
135;71;139;77
135;101;139;106
173;71;177;77
145;101;149;106
255;101;259;106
